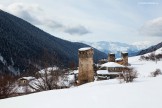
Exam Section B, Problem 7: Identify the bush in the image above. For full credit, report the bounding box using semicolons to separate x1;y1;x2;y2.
119;68;138;83
151;69;162;77
140;53;162;61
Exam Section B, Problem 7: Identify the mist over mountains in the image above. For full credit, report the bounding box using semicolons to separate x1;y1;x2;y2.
82;41;151;57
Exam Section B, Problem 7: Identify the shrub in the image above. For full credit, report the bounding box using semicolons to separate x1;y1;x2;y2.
151;69;162;77
119;68;138;83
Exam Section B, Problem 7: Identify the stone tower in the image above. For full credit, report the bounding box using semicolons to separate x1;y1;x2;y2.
108;53;115;62
121;52;128;66
78;47;94;85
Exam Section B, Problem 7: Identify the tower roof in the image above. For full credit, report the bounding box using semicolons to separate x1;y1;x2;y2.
79;47;92;51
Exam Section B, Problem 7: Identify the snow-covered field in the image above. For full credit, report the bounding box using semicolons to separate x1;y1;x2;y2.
0;50;162;108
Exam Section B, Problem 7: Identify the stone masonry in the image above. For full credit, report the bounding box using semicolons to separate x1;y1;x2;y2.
78;47;94;85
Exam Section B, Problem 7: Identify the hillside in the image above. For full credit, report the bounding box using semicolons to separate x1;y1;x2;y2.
0;10;107;75
1;50;162;108
138;42;162;55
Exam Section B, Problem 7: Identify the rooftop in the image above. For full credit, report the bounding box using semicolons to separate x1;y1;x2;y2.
78;47;92;51
122;52;128;54
19;77;35;81
115;58;122;61
97;70;121;75
101;62;125;67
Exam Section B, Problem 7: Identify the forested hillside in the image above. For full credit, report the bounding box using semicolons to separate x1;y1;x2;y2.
0;10;107;75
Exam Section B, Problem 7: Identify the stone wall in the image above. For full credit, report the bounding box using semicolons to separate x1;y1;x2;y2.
108;53;115;62
121;52;128;66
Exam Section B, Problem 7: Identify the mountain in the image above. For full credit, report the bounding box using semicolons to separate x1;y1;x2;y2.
138;42;162;55
0;10;107;75
82;41;150;57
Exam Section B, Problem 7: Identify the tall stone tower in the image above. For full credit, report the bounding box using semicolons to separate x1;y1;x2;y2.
108;53;115;62
78;47;94;85
121;52;128;66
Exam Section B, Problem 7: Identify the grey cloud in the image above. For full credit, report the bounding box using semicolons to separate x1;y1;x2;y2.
18;10;41;25
5;3;90;36
64;25;90;35
7;3;41;25
44;19;63;29
140;17;162;36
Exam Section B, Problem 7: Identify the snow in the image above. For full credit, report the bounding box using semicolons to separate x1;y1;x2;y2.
38;67;59;75
0;53;6;65
73;70;79;74
97;70;120;75
143;47;162;56
1;76;162;108
109;53;115;54
121;51;128;54
1;48;162;108
97;70;108;74
8;65;20;75
82;41;149;56
129;55;162;77
101;62;125;67
78;47;92;51
19;77;35;81
115;58;122;61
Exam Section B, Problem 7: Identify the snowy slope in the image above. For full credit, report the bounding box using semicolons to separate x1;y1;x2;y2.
0;76;162;108
1;48;162;108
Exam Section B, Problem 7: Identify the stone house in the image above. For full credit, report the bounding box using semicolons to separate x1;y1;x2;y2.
97;56;129;80
18;77;35;86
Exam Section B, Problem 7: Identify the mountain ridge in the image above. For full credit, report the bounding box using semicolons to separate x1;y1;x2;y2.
138;42;162;55
0;10;107;75
82;41;151;57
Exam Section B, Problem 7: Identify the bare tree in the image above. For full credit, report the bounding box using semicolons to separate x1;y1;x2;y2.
119;68;138;83
30;68;67;92
28;49;68;92
0;74;16;99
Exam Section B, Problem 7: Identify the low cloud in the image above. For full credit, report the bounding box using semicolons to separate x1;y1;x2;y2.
1;3;90;36
140;17;162;36
64;25;90;35
7;3;41;25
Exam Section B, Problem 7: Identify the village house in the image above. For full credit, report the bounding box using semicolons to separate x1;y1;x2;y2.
18;77;35;86
96;52;130;80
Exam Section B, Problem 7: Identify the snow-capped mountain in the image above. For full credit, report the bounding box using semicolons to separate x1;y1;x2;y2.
82;41;151;57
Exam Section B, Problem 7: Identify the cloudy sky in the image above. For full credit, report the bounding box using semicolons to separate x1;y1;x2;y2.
0;0;162;45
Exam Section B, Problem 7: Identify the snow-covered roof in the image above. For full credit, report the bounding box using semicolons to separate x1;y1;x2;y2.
97;70;108;75
101;62;125;67
122;52;128;54
79;47;92;51
115;58;122;61
97;70;121;75
109;53;115;54
38;67;59;74
73;70;79;74
19;77;35;81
